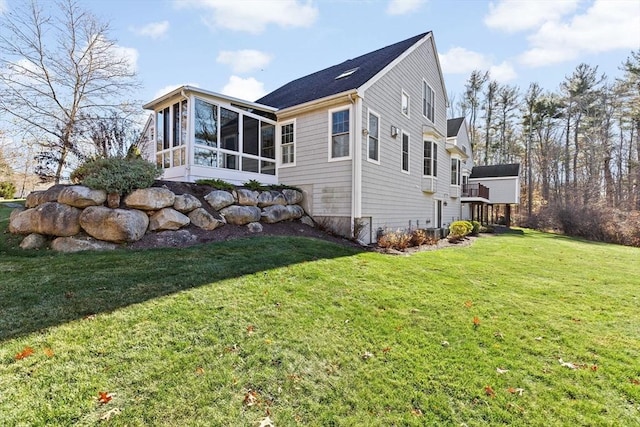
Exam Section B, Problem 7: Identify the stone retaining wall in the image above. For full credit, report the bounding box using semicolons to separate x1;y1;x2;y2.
9;184;309;252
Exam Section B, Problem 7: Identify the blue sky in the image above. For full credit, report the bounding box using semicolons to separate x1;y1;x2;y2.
2;0;640;109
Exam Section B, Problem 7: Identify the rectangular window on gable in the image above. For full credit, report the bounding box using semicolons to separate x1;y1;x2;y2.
422;81;435;123
401;90;410;117
423;140;437;177
401;131;409;173
280;121;295;165
367;110;380;163
330;108;350;159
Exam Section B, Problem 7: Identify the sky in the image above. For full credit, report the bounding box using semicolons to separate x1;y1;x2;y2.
1;0;639;112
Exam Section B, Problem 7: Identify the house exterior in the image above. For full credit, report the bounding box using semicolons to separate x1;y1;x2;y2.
465;163;520;226
142;32;489;243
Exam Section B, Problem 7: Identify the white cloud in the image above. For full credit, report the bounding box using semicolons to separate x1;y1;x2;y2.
386;0;426;16
175;0;318;34
519;0;640;67
111;44;139;72
439;47;517;83
220;76;266;101
0;0;7;13
216;50;272;74
132;21;170;39
439;47;492;74
153;83;200;100
484;0;580;33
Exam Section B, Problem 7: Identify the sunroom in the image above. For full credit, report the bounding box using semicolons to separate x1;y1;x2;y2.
142;86;279;185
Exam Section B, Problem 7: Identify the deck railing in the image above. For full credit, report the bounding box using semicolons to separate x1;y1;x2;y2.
462;183;490;199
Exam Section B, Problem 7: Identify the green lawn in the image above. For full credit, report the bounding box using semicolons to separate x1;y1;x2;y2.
1;201;639;426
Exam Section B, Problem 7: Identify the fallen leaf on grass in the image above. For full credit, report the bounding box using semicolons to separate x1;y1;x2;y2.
473;316;481;328
195;367;205;375
411;407;423;416
507;387;525;396
43;348;55;358
243;390;259;407
464;300;473;308
15;347;34;360
591;364;598;371
534;336;543;341
484;385;495;398
382;347;391;354
496;368;509;374
100;407;121;421
361;351;374;360
559;359;577;369
258;416;274;427
98;391;113;404
441;340;450;347
630;378;640;385
247;325;255;335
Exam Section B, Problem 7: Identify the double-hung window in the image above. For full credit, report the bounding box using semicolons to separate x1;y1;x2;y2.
451;158;461;185
330;108;350;159
280;121;295;166
422;81;435;123
367;110;380;163
401;90;410;117
401;132;410;173
423;140;437;177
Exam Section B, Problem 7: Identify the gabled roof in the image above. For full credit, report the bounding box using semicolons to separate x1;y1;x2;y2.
470;163;521;178
447;117;465;138
256;32;431;110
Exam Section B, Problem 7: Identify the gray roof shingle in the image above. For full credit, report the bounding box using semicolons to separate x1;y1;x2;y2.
470;163;521;178
447;117;465;138
256;32;431;110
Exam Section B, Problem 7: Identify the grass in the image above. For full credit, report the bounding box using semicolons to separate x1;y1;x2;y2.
1;201;639;426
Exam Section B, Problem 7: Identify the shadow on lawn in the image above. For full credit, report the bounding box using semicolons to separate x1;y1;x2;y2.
0;230;363;342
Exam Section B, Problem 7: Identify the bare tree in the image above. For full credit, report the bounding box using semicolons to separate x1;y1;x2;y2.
462;70;488;161
0;0;140;183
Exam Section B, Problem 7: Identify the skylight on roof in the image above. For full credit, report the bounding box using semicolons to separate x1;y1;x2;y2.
335;67;359;80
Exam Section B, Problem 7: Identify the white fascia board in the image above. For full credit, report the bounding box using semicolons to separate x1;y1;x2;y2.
275;89;359;119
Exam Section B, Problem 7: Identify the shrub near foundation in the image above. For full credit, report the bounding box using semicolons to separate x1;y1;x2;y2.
70;157;162;196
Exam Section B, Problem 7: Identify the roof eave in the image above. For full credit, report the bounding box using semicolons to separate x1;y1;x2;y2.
143;85;278;112
274;89;359;119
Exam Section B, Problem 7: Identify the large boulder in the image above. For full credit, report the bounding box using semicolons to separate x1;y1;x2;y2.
220;205;261;225
24;185;66;208
19;233;47;250
204;190;235;210
286;204;305;219
9;202;81;236
58;185;107;208
188;207;224;230
247;222;263;233
124;188;175;210
51;236;118;253
149;208;190;231
282;189;303;205
173;194;201;213
257;191;287;207
235;188;259;206
80;206;149;242
152;230;198;247
261;204;292;223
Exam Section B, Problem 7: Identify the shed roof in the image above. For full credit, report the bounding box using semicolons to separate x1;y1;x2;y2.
470;163;520;178
256;32;431;110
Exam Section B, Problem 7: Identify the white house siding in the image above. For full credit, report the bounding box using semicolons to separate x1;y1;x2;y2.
470;177;520;204
277;104;353;227
359;37;456;238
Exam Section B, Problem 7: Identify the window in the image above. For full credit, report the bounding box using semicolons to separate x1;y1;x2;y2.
280;122;295;165
330;108;350;159
401;90;410;117
220;108;239;151
194;99;217;147
422;81;435;123
157;102;186;169
451;158;461;185
401;132;410;173
423;140;437;177
367;110;380;162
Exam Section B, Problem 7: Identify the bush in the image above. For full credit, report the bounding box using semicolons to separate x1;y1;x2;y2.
377;229;412;250
195;178;235;191
470;221;481;236
243;179;263;191
410;229;428;246
71;157;162;195
448;220;473;242
0;181;16;199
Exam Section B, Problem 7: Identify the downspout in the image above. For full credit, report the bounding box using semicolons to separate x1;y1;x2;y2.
350;92;362;238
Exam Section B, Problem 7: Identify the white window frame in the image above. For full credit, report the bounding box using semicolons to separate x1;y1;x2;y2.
278;119;296;168
328;106;352;162
451;158;461;186
423;140;437;177
401;90;410;118
401;130;410;174
367;108;380;164
422;80;435;123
